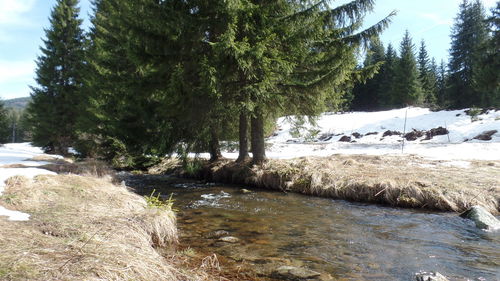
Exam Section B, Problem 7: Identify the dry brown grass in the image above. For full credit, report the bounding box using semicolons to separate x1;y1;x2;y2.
180;155;500;214
36;158;115;178
147;157;182;175
0;173;210;281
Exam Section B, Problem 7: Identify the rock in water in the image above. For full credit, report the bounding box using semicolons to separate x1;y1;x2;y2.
415;272;449;281
206;230;230;239
218;236;240;243
240;188;252;194
272;266;321;280
460;205;500;230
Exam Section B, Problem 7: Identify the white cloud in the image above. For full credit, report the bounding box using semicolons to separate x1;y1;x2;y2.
0;60;35;84
0;0;36;25
419;13;453;26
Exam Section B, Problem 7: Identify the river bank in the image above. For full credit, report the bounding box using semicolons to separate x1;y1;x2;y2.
151;154;500;214
0;152;218;281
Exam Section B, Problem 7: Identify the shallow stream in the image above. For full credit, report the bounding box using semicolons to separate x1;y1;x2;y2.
125;175;499;281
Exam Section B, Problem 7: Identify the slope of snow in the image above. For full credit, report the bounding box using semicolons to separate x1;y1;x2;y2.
0;143;57;221
264;107;500;161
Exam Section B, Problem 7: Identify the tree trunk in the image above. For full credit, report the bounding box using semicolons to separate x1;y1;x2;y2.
250;108;266;164
209;124;222;162
236;111;250;162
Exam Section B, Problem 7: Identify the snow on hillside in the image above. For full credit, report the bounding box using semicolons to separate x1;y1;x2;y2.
264;107;500;160
0;143;57;221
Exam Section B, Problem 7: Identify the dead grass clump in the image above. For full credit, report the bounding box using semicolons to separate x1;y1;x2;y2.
200;155;499;214
0;174;208;281
148;157;182;175
39;158;114;178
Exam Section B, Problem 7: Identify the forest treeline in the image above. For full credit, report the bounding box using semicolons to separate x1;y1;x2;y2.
3;0;498;168
351;0;499;111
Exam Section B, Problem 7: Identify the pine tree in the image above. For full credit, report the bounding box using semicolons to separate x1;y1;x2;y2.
27;0;86;154
393;30;422;106
436;59;448;107
379;43;398;108
0;101;10;143
448;0;489;108
351;37;386;111
221;1;394;163
417;40;437;105
475;1;500;107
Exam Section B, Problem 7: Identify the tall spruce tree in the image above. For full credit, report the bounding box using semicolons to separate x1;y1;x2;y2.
220;1;394;163
351;37;386;111
447;0;489;108
0;101;9;143
27;0;86;154
417;40;437;105
475;1;500;107
393;30;422;106
379;43;398;108
436;59;448;107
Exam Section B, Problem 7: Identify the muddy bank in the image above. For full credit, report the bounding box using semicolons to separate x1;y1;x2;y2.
153;155;499;214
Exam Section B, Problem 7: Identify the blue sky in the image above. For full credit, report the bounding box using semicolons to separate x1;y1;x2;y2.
0;0;497;100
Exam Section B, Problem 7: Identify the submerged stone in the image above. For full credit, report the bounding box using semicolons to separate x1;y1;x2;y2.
206;230;230;239
272;266;321;280
218;236;240;243
460;205;500;230
415;271;449;281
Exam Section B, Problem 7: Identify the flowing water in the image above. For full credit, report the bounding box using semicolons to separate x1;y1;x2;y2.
125;175;500;281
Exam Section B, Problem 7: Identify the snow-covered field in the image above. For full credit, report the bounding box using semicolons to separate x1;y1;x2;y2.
0;143;57;221
266;107;500;160
217;107;500;161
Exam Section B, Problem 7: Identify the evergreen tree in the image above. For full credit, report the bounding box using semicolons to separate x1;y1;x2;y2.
351;37;386;111
475;1;500;107
417;40;437;104
222;1;394;163
379;43;398;108
447;0;489;108
0;101;10;143
436;59;448;107
393;30;422;106
27;0;86;154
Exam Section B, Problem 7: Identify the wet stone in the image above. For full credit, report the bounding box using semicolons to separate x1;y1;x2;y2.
218;236;240;243
415;271;450;281
206;230;230;239
271;266;322;280
460;205;500;230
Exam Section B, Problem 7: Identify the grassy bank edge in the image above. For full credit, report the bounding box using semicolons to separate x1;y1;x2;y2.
151;155;499;215
0;160;215;281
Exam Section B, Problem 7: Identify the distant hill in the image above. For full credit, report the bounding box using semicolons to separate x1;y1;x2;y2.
2;97;31;110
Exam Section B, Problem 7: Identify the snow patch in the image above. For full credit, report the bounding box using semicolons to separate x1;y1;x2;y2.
0;143;58;221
